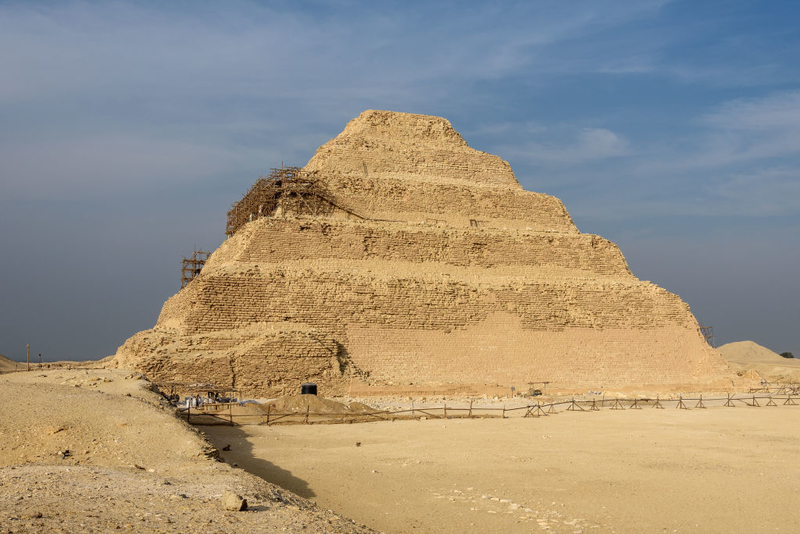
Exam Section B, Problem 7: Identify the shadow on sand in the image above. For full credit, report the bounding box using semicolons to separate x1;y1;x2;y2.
200;423;316;499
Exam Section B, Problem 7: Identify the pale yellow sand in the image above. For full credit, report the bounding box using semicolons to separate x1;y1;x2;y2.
205;406;800;534
0;353;21;373
718;340;800;380
0;370;372;533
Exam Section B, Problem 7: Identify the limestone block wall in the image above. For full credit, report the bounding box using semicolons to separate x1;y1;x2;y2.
170;267;693;336
228;218;629;276
114;328;348;397
345;320;724;388
319;174;578;232
145;265;727;389
303;110;578;231
306;110;521;189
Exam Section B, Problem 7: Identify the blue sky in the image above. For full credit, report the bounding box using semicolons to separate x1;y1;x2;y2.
1;0;798;362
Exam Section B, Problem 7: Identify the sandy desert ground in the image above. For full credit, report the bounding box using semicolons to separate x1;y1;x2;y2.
3;346;799;533
718;340;800;381
205;405;800;534
0;369;372;533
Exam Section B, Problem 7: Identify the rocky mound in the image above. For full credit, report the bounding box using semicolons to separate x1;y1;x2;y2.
718;340;800;381
718;340;784;363
263;395;374;415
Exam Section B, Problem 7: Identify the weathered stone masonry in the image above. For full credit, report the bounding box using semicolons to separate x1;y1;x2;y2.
113;110;732;396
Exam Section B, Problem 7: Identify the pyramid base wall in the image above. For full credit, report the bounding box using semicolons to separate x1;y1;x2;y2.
346;315;730;389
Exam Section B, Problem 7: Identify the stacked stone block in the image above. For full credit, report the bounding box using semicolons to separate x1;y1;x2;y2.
113;110;732;394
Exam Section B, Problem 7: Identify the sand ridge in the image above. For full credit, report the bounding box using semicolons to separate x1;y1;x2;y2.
0;369;373;533
0;354;21;374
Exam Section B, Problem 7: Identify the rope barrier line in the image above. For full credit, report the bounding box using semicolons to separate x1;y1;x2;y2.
178;393;799;426
695;395;706;409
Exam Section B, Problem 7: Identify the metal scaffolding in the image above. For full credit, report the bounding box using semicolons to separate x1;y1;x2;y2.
225;166;363;237
700;325;715;348
181;249;210;289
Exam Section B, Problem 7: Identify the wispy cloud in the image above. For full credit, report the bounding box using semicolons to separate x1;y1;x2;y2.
711;166;800;216
650;90;800;171
0;134;264;198
0;1;673;105
0;0;679;200
507;127;631;165
700;91;800;132
495;90;800;222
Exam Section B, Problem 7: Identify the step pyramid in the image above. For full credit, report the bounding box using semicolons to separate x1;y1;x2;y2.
113;110;732;396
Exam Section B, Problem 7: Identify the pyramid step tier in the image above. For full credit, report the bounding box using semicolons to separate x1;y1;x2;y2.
212;217;628;276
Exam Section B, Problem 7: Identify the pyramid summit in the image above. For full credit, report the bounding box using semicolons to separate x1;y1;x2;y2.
113;110;733;395
305;109;522;188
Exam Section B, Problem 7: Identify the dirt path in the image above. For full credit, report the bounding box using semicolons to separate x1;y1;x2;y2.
204;406;800;533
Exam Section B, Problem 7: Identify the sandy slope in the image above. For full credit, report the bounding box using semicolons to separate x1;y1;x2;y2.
0;369;373;533
205;405;800;534
0;354;21;373
0;356;110;374
718;340;800;380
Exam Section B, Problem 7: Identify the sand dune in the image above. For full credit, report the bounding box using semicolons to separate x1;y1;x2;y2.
718;340;800;380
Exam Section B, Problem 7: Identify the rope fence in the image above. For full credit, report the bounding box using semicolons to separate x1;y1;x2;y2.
179;392;799;427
